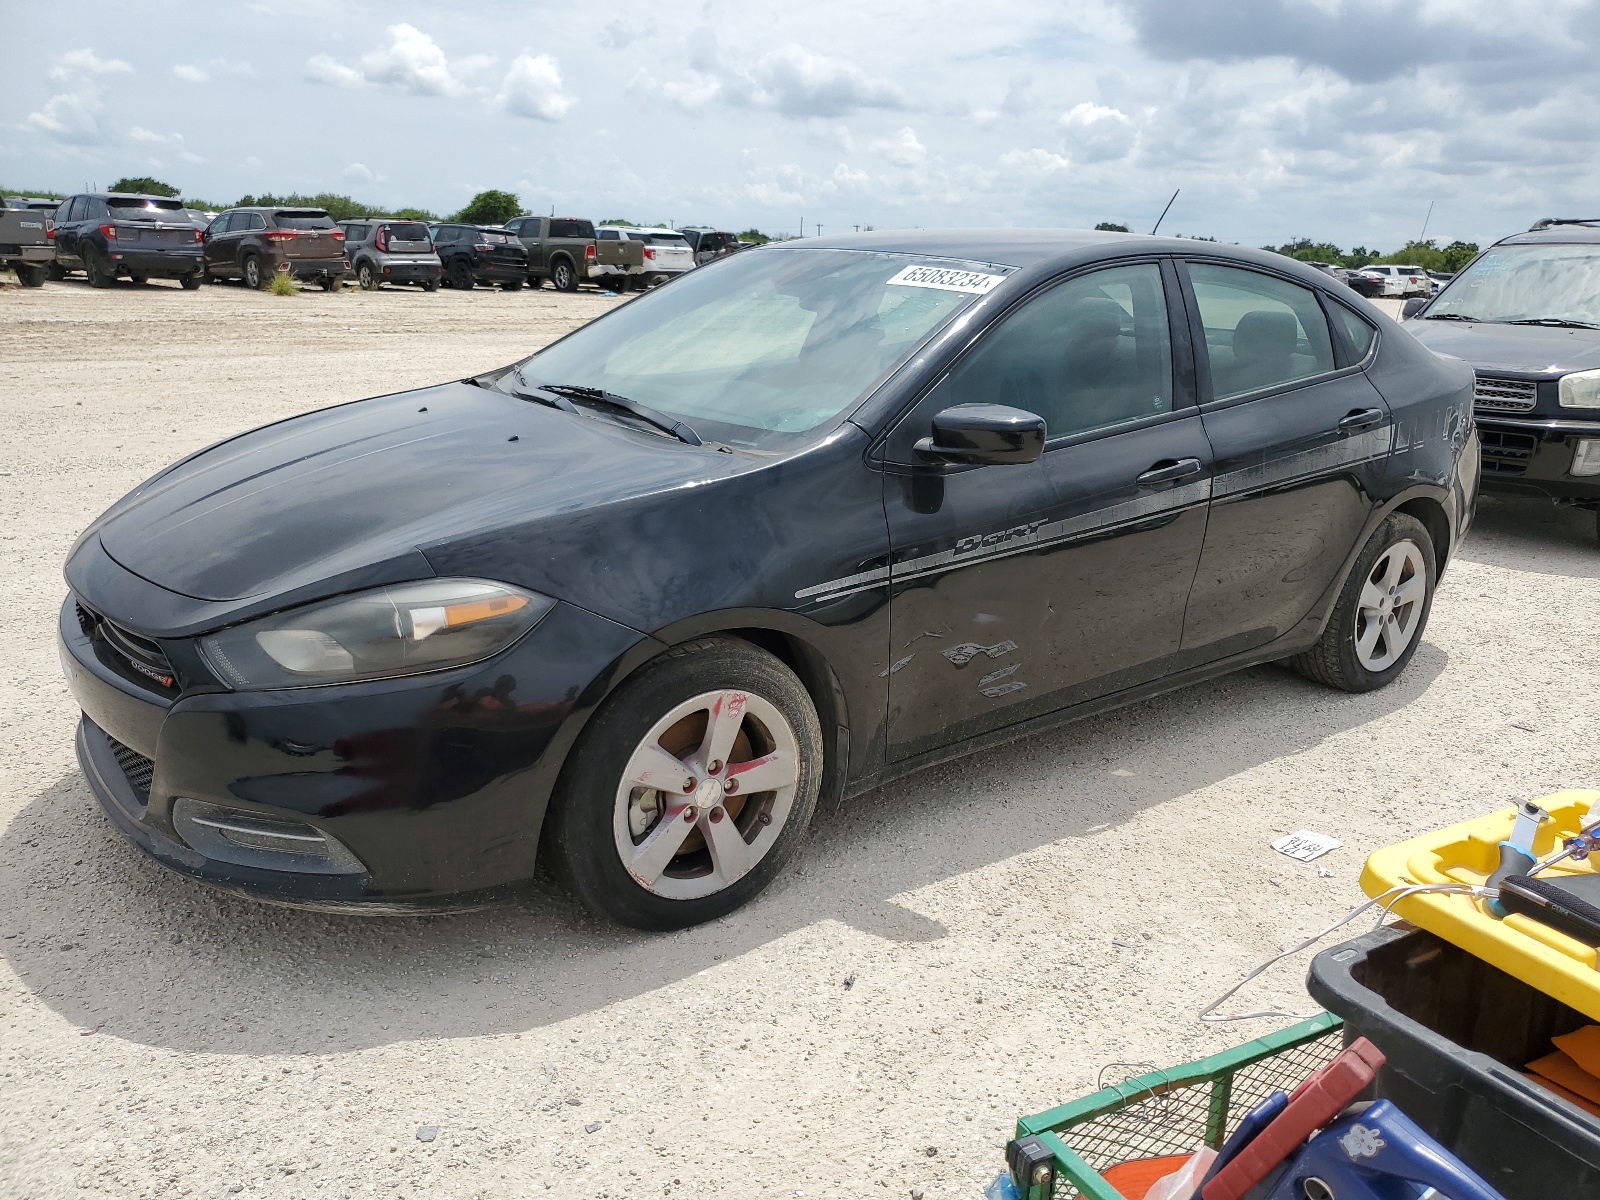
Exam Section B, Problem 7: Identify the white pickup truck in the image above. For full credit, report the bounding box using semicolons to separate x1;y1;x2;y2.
1353;264;1431;298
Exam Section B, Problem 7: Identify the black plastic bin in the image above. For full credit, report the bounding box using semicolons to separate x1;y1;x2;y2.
1308;923;1600;1200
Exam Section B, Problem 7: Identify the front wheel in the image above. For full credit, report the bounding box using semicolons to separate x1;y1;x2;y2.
421;279;439;293
545;638;823;930
449;260;474;290
1289;513;1436;692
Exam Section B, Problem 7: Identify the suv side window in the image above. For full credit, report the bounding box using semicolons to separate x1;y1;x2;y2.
224;212;249;233
918;262;1174;442
435;225;459;243
1187;264;1336;401
83;198;108;220
206;215;229;237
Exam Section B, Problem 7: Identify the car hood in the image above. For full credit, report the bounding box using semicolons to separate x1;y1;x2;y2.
1406;318;1600;374
91;381;748;608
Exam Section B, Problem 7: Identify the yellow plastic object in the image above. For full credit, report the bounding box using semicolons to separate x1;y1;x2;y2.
1361;790;1600;1021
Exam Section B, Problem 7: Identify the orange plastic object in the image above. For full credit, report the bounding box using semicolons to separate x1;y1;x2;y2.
1523;1071;1600;1119
1360;790;1600;1021
1554;1025;1600;1078
1527;1050;1600;1105
1100;1154;1197;1199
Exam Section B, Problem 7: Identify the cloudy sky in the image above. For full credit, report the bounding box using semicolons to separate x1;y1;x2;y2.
4;0;1598;250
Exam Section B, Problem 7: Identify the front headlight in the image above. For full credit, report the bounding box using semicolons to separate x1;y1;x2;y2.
1559;368;1600;409
200;579;554;690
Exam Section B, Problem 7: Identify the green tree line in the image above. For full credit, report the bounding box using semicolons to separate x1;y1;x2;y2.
1262;236;1481;273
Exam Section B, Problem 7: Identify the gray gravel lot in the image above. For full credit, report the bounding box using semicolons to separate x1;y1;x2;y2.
2;280;1597;1199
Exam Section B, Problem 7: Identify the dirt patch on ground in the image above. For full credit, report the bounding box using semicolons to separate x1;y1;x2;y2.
2;279;1597;1199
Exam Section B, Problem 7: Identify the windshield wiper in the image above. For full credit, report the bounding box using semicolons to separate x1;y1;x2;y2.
1505;317;1600;330
503;366;580;412
1423;313;1479;322
539;383;703;446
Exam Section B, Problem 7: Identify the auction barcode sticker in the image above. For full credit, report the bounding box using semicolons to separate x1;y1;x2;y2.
1271;830;1343;862
886;265;1007;294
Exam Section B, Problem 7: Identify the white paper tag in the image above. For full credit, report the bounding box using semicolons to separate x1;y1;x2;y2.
1271;830;1343;862
886;264;1007;295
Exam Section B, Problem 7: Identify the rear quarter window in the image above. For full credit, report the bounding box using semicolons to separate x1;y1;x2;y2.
1332;304;1377;361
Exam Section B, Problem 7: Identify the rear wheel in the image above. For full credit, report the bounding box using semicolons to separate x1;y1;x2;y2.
45;260;66;281
179;272;202;290
501;278;522;291
320;274;341;292
1289;513;1435;693
86;248;115;288
242;255;267;290
15;263;47;288
551;259;578;292
545;637;823;930
527;276;543;290
357;262;376;290
449;259;474;290
421;279;439;293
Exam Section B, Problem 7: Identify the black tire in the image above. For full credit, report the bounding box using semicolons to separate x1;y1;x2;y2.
179;272;202;290
321;274;341;292
1289;512;1436;693
357;262;376;290
421;279;439;293
242;255;267;290
199;264;214;285
500;278;522;291
527;276;543;290
551;258;578;292
45;260;66;281
130;274;148;285
450;259;474;290
15;263;47;288
86;247;115;288
545;637;824;930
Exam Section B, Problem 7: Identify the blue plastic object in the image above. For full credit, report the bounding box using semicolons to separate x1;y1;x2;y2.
1246;1099;1506;1200
983;1171;1022;1200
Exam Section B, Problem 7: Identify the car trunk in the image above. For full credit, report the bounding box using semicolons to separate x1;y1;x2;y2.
271;211;343;260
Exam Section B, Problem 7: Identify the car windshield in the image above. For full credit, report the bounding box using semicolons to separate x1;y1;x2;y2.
508;247;1014;450
1429;243;1600;325
272;210;337;229
108;198;186;221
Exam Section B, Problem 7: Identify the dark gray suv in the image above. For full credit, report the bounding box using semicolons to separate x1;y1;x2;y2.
50;193;205;288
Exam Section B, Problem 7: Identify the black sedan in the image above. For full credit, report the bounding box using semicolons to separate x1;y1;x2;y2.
60;230;1477;928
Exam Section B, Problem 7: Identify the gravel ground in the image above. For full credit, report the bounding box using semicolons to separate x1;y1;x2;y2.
2;279;1597;1200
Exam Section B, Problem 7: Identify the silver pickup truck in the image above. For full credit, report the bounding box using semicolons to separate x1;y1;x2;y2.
1;201;56;287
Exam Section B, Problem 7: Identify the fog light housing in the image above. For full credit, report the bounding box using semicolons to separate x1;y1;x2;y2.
1571;438;1600;478
172;798;365;875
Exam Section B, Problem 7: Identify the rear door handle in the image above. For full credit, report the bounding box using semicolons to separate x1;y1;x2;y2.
1337;408;1385;433
1135;457;1204;487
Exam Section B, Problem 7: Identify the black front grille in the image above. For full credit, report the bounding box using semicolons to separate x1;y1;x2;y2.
75;600;178;691
1480;429;1538;476
108;736;154;803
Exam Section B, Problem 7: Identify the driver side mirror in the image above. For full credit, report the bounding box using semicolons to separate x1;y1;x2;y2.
914;404;1046;466
1401;297;1429;320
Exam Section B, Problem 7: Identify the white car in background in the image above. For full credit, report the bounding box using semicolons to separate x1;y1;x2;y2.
1354;264;1432;298
620;227;696;285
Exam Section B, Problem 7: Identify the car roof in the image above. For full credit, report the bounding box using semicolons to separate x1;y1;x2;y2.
1496;221;1600;247
782;228;1352;281
87;192;184;203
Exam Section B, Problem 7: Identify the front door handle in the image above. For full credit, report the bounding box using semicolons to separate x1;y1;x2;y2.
1337;408;1385;434
1135;457;1204;488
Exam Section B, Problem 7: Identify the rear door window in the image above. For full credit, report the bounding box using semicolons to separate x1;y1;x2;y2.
1187;263;1337;401
549;218;595;239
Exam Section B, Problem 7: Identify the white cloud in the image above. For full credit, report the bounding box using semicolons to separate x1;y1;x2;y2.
25;48;131;144
344;162;387;184
872;126;926;167
496;53;575;121
1000;147;1072;177
305;24;477;98
738;45;904;118
172;58;254;85
128;126;204;164
1059;101;1136;162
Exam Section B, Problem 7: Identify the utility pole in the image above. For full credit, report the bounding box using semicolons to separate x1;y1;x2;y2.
816;224;822;238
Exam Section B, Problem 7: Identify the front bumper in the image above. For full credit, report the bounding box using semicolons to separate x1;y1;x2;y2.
107;250;203;277
60;592;650;906
1476;415;1600;503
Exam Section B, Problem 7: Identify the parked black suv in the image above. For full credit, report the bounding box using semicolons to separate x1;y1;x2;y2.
1404;218;1600;543
202;207;347;290
679;228;746;265
50;193;204;288
429;223;529;290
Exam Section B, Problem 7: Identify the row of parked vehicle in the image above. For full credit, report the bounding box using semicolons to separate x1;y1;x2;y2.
1309;261;1449;298
0;191;751;292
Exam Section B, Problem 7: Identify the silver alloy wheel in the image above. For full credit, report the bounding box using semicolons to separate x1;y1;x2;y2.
1354;538;1427;671
612;689;801;901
